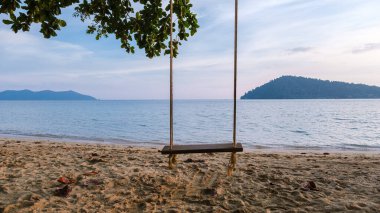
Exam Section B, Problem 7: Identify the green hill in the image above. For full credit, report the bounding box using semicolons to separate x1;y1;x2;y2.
0;90;96;100
241;76;380;99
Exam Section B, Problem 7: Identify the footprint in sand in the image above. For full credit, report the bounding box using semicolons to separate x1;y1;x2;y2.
185;170;221;198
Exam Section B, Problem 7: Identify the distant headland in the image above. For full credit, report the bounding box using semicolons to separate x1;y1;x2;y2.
241;76;380;99
0;90;96;100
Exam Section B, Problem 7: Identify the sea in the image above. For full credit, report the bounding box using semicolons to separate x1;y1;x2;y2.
0;100;379;151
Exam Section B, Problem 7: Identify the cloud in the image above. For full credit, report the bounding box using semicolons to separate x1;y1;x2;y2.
286;47;313;54
352;43;380;54
0;29;93;64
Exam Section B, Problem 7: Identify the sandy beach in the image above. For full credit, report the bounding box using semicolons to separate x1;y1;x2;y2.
0;138;379;212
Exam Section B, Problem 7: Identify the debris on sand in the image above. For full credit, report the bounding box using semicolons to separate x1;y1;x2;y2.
302;181;318;191
81;179;103;188
83;171;99;176
184;158;205;163
55;185;71;197
202;188;217;196
88;157;105;164
57;176;75;184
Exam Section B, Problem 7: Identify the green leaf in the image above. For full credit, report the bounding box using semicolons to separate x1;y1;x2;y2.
59;20;67;27
2;20;13;25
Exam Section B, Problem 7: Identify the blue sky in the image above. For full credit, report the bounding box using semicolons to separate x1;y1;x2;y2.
1;0;380;100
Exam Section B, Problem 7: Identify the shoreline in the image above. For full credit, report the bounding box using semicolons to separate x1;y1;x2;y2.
1;138;380;212
1;135;380;154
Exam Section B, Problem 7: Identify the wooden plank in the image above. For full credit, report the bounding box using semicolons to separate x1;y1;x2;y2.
161;143;243;154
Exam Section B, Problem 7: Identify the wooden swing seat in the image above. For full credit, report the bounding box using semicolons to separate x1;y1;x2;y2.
161;143;243;154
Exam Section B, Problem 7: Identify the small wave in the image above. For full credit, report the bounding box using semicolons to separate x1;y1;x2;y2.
290;130;310;136
0;132;168;147
334;117;351;121
341;143;380;149
0;129;24;135
271;144;329;150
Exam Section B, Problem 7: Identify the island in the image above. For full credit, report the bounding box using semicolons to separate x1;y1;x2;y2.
0;90;96;100
241;76;380;99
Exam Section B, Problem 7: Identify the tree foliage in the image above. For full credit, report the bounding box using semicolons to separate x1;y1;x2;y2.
0;0;199;58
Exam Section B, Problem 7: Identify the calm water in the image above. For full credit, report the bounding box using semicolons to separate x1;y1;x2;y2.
0;100;379;151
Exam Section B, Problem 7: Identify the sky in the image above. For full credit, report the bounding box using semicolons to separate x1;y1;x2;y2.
1;0;380;100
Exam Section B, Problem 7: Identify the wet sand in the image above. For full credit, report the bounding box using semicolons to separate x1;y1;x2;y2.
0;138;379;212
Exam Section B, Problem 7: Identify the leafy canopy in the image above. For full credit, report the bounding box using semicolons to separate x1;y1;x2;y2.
0;0;199;58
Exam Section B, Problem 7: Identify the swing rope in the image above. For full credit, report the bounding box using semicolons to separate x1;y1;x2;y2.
169;0;176;169
168;0;239;175
169;0;174;150
229;0;239;176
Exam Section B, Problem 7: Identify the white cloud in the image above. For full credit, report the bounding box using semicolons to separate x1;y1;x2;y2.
0;29;93;63
352;43;380;54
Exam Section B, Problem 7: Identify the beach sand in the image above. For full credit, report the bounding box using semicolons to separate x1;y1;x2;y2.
0;138;379;212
